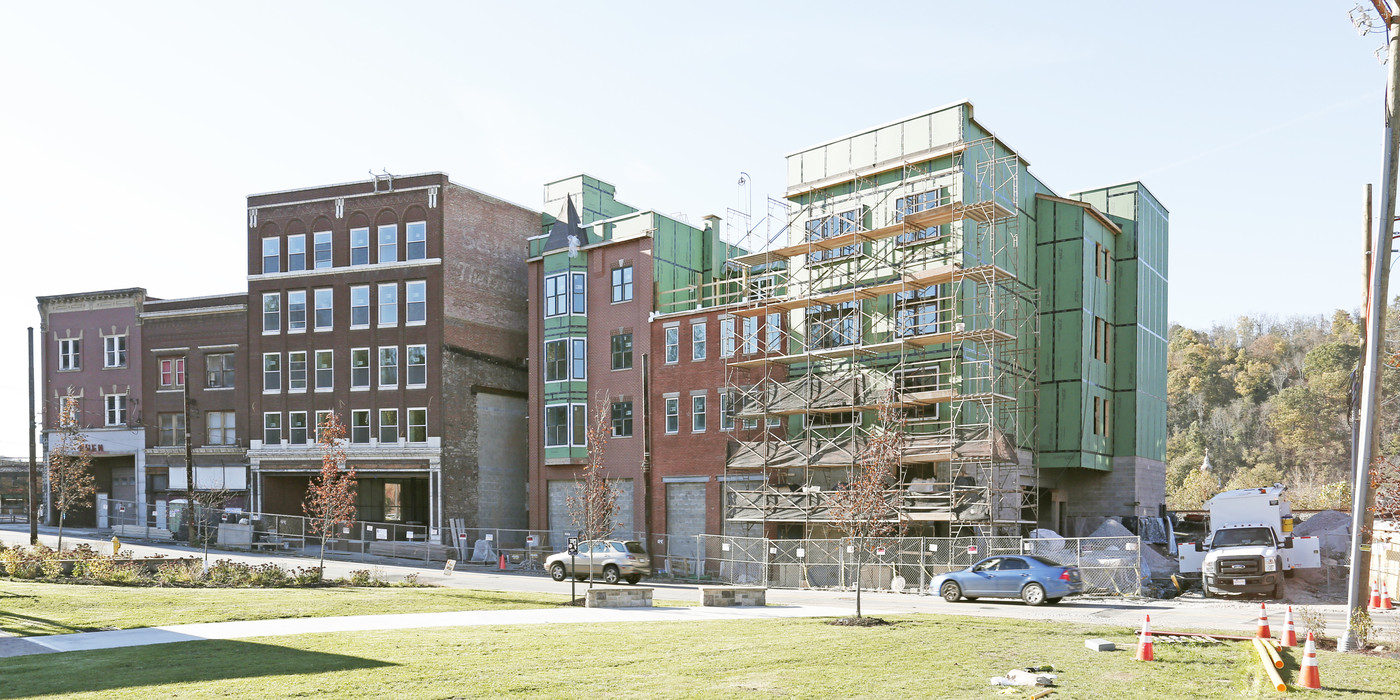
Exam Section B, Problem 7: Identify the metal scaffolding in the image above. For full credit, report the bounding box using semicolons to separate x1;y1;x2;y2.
721;136;1039;538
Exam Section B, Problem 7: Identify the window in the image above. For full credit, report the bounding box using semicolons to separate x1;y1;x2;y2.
379;409;399;443
804;208;860;262
692;394;707;432
261;237;280;274
350;227;370;266
406;221;427;260
158;413;185;446
159;357;185;388
664;397;679;434
407;344;427;387
720;317;736;357
544;405;569;447
262;293;280;333
379;346;399;387
741;316;759;355
288;411;309;445
315;410;332;443
406;280;426;324
314;288;333;330
351;348;370;389
288;290;307;332
315;350;333;390
765;313;782;352
572;404;587;446
1092;396;1111;437
571;272;586;314
378;224;398;263
611;265;633;302
287;351;307;391
571;338;586;380
313;230;332;269
692;322;707;360
287;234;306;272
351;410;371;444
611;401;633;437
721;390;737;431
105;394;127;426
263;353;281;392
350;286;370;327
1093;317;1111;363
407;408;427;443
896;286;941;337
544;340;567;382
384;483;403;522
611;333;632;370
206;411;235;446
205;353;235;388
544;274;567;317
894;190;948;245
263;413;282;445
58;338;80;371
378;283;398;326
664;326;679;364
809;301;859;349
59;395;80;427
1095;243;1112;282
103;335;126;368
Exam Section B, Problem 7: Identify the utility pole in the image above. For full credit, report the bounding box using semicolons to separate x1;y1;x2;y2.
641;353;652;554
1343;9;1400;653
183;364;197;545
27;327;38;545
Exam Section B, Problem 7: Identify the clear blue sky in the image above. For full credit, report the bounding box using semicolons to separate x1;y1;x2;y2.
0;1;1389;457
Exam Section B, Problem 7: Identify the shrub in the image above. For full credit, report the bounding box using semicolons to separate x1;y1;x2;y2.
206;559;253;587
1349;608;1375;649
348;569;372;586
399;572;421;587
75;557;115;581
291;566;324;586
105;563;147;585
1;547;44;579
1296;606;1327;641
155;560;201;586
248;563;290;587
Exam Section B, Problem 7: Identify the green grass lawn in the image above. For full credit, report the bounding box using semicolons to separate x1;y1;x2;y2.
3;614;1397;699
0;581;572;636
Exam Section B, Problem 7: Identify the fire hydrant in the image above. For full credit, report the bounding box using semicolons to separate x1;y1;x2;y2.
112;536;121;556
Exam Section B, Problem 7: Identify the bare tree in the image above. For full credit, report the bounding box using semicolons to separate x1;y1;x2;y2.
567;399;620;587
191;487;235;567
303;412;356;580
829;390;906;620
50;394;95;551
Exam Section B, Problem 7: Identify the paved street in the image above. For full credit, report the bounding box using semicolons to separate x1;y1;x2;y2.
4;523;1395;647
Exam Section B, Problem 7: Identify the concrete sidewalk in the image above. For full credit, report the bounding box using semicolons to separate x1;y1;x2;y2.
2;604;867;658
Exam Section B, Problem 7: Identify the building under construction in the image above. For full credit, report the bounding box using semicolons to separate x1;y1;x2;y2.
717;102;1168;538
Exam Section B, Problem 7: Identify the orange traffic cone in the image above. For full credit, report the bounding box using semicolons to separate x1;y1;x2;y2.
1135;614;1154;661
1281;606;1297;648
1298;631;1321;689
1382;580;1394;611
498;552;507;571
1370;580;1381;609
1256;602;1271;639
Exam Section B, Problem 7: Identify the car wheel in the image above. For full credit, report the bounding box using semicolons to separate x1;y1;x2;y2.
940;581;962;603
1022;583;1047;606
603;565;621;584
625;574;641;585
549;563;567;582
1045;597;1063;605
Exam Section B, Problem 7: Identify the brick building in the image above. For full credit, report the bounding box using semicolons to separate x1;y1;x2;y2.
245;173;537;532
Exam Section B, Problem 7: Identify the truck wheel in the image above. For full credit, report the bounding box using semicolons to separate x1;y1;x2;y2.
550;563;567;582
1272;579;1285;600
1201;584;1213;599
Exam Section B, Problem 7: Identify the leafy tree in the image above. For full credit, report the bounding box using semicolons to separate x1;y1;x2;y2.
49;394;95;551
303;412;356;579
828;391;905;620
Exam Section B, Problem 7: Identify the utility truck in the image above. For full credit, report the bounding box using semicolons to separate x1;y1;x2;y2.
1177;486;1321;599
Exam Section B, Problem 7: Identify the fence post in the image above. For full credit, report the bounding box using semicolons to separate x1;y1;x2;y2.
919;537;926;594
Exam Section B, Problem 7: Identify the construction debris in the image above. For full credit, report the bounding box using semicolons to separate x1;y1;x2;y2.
989;669;1056;686
1084;638;1115;652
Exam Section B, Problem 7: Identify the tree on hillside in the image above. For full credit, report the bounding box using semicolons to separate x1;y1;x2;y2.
566;399;620;588
828;390;905;621
303;412;356;579
50;394;95;551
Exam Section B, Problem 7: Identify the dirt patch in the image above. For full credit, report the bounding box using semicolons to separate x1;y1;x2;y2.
827;616;892;627
557;598;586;607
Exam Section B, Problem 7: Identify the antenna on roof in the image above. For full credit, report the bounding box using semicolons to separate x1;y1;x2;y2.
370;168;395;192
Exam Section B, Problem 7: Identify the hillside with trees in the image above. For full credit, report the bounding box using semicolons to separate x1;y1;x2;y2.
1163;303;1400;510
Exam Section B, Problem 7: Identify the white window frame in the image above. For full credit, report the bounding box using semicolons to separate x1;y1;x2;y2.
692;394;707;433
544;273;567;318
664;395;679;434
351;347;371;390
159;357;185;388
315;410;332;443
350;227;370;266
288;410;309;446
315;349;333;392
58;338;80;371
378;346;399;388
350;409;371;444
544;404;569;447
544;339;567;383
742;316;759;355
720;317;736;358
287;289;307;333
313;230;333;269
262;412;282;445
263;352;281;393
262;293;280;334
611;265;633;303
571;403;587;447
406;221;427;260
691;321;706;361
378;224;398;263
379;408;400;444
571;338;587;381
664;325;679;364
407;407;428;443
765;313;782;352
405;280;427;325
206;411;236;446
287;233;306;272
406;344;427;388
350;285;370;328
378;282;398;327
103;334;127;368
287;351;307;392
313;288;333;331
261;237;280;274
571;272;587;315
104;393;127;426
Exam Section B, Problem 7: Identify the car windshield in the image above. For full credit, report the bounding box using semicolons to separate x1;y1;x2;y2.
624;541;646;554
1212;527;1274;548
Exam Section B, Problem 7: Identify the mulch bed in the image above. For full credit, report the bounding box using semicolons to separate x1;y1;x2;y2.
827;616;892;627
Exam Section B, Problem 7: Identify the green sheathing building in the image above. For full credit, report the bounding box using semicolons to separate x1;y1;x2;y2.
1033;183;1168;533
531;175;737;464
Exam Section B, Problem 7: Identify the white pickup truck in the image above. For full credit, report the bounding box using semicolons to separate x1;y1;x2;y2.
1177;486;1321;599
